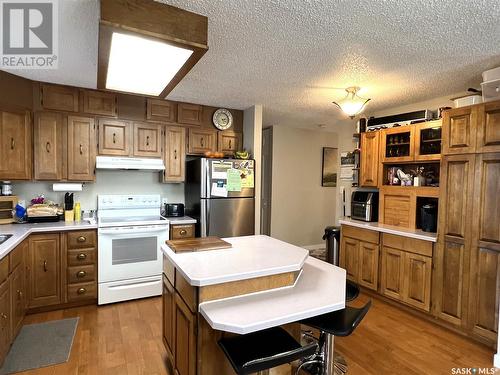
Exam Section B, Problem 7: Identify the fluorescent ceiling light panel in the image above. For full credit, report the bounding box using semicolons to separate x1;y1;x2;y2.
105;32;193;96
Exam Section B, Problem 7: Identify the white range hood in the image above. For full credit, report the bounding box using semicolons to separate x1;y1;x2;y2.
96;156;165;171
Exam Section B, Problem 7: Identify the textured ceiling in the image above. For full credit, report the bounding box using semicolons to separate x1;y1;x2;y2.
6;0;500;128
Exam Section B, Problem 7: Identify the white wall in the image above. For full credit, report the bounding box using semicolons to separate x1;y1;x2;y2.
11;170;184;212
270;126;339;246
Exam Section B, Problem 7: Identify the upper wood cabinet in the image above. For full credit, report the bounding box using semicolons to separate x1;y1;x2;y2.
442;106;477;155
414;120;442;161
34;112;64;180
133;122;162;158
98;119;131;156
40;83;78;112
67;116;96;181
0;110;32;180
188;128;217;155
360;131;379;187
163;126;186;183
380;126;415;163
178;103;202;126
82;90;117;117
147;99;176;123
218;131;242;156
476;101;500;153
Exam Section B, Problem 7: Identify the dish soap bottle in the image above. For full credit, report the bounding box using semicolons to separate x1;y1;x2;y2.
74;202;81;222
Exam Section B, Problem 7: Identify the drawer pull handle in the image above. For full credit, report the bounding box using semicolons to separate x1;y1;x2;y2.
77;271;86;278
179;229;187;235
200;137;204;147
77;236;86;243
0;313;7;320
79;144;83;155
229;139;232;149
174;149;177;160
77;288;86;295
46;141;51;153
43;260;48;272
77;253;87;260
113;133;116;144
10;138;14;150
146;136;150;146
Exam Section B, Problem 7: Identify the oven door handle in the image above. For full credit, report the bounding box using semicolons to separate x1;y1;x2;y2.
98;226;168;235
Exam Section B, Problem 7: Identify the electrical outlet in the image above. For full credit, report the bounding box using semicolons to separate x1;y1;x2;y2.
161;197;168;205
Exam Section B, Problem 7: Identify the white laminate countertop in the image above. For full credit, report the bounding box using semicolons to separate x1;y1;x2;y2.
165;216;197;225
339;217;437;242
199;256;346;334
161;235;309;287
0;221;98;261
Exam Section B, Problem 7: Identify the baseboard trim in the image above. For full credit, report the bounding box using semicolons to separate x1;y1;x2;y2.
494;353;499;368
302;243;325;251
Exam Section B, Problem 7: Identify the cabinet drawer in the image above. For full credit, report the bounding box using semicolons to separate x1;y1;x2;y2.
0;256;7;284
67;282;97;302
175;271;198;313
163;255;175;286
8;242;24;273
67;231;96;249
170;224;195;240
382;233;433;257
67;265;96;284
341;225;379;244
67;249;96;266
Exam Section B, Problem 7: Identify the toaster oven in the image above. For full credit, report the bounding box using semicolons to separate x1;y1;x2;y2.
351;191;379;222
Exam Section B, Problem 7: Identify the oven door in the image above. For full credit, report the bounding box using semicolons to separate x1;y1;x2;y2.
98;224;169;283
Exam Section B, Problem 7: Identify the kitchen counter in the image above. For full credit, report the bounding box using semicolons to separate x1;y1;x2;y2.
0;221;98;260
165;216;196;225
161;235;309;286
339;217;437;242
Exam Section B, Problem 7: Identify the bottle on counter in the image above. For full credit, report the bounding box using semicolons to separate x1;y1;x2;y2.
74;202;81;222
1;181;12;196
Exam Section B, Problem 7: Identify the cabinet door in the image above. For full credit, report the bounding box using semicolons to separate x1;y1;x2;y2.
380;246;405;301
178;103;202;126
174;293;197;375
218;131;242;156
358;241;379;290
468;152;500;340
67;116;96;181
0;110;32;180
9;261;25;338
0;280;11;366
163;276;175;362
28;234;61;308
340;236;359;282
442;106;477;155
82;90;117;117
164;126;186;183
360;132;379;187
414;120;442;161
404;253;432;311
188;128;217;155
133;123;162;158
40;83;78;112
98;119;131;156
380;127;415;163
34;112;64;180
379;189;414;228
476;101;500;153
147;99;176;122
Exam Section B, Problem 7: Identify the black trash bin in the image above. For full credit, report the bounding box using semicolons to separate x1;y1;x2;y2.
323;226;341;266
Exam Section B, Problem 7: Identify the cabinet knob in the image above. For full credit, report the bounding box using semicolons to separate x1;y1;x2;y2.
46;141;51;153
77;236;86;243
0;313;7;320
77;288;86;295
77;253;87;260
179;229;187;235
76;270;86;278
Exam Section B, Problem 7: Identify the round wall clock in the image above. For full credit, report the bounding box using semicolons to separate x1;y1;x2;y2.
212;108;233;130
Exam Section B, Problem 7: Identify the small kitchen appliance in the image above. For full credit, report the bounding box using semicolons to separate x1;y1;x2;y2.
351;191;379;222
164;203;184;218
420;204;437;232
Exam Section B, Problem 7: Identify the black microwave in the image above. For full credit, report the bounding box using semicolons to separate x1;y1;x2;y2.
164;203;185;218
351;192;379;222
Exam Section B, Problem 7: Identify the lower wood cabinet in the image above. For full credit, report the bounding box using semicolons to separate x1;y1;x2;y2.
162;276;175;365
358;241;379;290
170;224;195;240
174;293;197;375
9;256;26;338
380;246;406;301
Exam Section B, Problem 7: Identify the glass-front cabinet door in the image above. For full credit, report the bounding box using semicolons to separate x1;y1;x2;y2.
414;120;442;161
381;126;415;162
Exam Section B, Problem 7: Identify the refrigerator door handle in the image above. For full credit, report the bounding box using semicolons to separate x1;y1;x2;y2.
201;199;210;237
206;199;210;236
201;158;211;198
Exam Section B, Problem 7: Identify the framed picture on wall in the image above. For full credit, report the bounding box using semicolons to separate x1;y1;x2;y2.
322;147;338;187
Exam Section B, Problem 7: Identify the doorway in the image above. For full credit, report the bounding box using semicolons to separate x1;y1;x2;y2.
260;127;273;235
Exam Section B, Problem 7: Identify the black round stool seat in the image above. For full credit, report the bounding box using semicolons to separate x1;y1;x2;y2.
346;280;360;302
218;327;317;375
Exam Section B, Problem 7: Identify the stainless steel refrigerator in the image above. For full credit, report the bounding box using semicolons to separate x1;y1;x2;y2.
185;158;255;237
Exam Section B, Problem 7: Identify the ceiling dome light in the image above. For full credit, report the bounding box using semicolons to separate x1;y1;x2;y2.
332;87;370;119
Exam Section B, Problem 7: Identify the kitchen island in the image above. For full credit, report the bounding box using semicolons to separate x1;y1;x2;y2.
161;235;346;375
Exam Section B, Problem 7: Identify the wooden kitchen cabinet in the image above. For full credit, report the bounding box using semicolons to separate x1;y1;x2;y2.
0;279;10;366
98;119;131;156
0;109;32;180
28;234;62;308
414;120;442;161
67;116;96;181
218;131;242;156
163;126;186;183
360;131;379;187
340;236;359;282
379;187;414;228
34;112;65;180
380;126;415;163
476;101;500;153
162;276;175;365
442;106;477;155
147;98;176;123
178;103;202;126
404;252;432;311
82;90;117;117
170;224;195;240
358;241;379;290
188;128;217;155
381;246;406;301
174;292;197;375
9;259;25;339
40;83;79;112
133;122;162;158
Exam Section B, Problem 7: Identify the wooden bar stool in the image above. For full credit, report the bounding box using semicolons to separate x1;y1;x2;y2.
218;326;318;375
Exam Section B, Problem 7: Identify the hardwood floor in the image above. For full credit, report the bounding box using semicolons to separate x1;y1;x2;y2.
15;294;496;375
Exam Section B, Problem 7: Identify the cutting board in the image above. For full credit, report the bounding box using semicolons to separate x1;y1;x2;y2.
166;236;232;253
